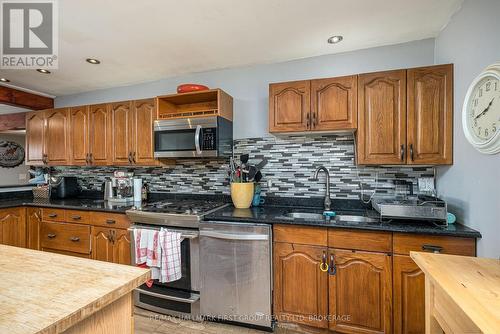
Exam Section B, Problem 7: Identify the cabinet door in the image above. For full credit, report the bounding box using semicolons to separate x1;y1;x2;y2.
393;255;425;334
89;104;110;165
358;70;407;164
311;75;357;131
269;81;311;133
70;106;90;165
407;64;453;165
25;111;46;165
110;101;134;165
113;229;131;265
273;242;329;328
132;99;157;165
26;207;42;250
45;108;71;165
91;227;113;262
329;249;392;334
0;208;26;248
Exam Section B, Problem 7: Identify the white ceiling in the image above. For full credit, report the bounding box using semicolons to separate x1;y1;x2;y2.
0;0;462;97
0;104;31;115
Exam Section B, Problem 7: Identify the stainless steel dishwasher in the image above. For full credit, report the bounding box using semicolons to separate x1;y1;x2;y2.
199;221;272;329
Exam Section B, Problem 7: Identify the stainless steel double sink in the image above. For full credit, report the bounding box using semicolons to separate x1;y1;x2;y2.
284;212;379;224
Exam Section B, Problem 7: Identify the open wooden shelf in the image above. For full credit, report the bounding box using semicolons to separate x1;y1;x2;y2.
156;88;233;120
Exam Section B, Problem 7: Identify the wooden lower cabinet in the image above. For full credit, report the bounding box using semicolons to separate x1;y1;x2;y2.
393;255;425;334
273;242;329;329
91;227;131;265
0;207;26;247
26;207;42;250
329;249;392;334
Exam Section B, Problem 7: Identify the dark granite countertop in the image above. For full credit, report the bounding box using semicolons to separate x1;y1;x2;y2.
205;205;482;238
0;197;133;213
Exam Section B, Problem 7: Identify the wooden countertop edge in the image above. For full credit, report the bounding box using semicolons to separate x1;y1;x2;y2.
38;269;150;334
410;251;500;333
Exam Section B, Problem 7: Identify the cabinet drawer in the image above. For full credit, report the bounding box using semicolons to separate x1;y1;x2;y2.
393;233;476;256
42;208;66;222
273;224;327;246
41;221;91;254
91;212;131;229
42;248;91;259
65;210;91;224
329;229;392;252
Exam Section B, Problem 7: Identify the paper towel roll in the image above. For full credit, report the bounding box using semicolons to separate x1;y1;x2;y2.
133;178;142;202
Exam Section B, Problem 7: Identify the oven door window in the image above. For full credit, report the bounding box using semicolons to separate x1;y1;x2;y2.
155;129;197;152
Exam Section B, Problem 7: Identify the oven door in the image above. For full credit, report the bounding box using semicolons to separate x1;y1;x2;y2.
154;117;218;158
129;224;200;318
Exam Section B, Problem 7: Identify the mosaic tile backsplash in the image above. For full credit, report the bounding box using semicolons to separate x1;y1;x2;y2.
53;134;434;200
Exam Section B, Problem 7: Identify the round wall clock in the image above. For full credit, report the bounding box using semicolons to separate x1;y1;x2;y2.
462;63;500;154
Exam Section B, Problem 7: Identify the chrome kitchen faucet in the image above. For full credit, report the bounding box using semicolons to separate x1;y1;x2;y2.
313;166;331;211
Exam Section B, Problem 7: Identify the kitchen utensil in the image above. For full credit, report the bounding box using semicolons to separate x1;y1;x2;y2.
254;171;263;183
240;154;249;164
176;84;209;93
247;165;257;181
255;158;268;170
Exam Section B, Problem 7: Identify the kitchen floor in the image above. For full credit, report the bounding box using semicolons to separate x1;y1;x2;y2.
134;309;294;334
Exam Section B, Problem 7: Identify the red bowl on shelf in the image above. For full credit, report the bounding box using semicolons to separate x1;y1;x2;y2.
177;84;209;93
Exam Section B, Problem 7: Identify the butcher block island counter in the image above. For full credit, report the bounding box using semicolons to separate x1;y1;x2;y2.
0;245;150;334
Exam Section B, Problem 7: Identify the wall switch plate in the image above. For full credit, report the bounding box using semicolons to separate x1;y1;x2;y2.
418;177;435;192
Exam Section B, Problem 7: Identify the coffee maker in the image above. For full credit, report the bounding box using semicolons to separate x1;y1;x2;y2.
104;171;134;203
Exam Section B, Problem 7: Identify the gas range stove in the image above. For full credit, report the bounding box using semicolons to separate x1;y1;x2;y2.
125;199;228;228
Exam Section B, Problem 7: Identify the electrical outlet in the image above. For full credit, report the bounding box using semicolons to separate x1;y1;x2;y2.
418;177;435;192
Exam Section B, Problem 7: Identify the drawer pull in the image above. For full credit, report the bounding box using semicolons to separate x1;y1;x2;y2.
71;215;82;220
329;254;337;276
319;251;329;272
47;233;56;239
106;219;116;225
48;213;58;218
422;244;443;253
70;237;80;242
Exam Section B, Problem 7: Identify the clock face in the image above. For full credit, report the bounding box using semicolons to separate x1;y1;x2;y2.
466;75;500;142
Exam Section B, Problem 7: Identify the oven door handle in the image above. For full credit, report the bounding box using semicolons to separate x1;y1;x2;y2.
194;125;202;155
200;230;269;241
128;226;199;240
136;287;200;304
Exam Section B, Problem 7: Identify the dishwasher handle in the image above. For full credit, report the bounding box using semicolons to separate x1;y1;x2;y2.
200;230;269;241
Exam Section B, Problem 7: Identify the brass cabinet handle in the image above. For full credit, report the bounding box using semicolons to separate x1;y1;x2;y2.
109;230;116;244
128;152;132;164
69;236;80;242
329;254;337;275
312;113;317;128
132;152;136;164
48;213;57;218
71;215;81;220
85;153;90;164
106;219;116;225
47;233;56;239
422;244;443;254
400;145;405;161
89;153;93;164
319;251;329;272
42;154;48;164
410;144;414;161
306;113;311;128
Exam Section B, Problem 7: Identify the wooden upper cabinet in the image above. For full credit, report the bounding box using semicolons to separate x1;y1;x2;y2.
273;242;329;329
110;101;133;165
25;111;46;165
0;208;26;248
357;70;407;164
311;75;357;131
393;255;425;334
407;64;453;165
69;106;90;165
44;108;71;165
269;80;311;133
132;98;156;165
329;249;392;334
89;104;110;165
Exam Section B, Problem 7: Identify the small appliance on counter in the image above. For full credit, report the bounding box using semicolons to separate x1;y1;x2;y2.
105;171;135;203
49;176;81;199
372;195;448;224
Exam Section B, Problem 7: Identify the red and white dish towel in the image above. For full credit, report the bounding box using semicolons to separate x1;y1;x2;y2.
133;228;182;283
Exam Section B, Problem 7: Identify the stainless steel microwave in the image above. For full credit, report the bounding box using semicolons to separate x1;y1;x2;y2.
154;116;233;158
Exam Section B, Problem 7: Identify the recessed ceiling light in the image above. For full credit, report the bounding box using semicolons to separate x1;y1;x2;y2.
86;58;101;64
327;35;343;44
0;78;10;82
36;69;51;74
